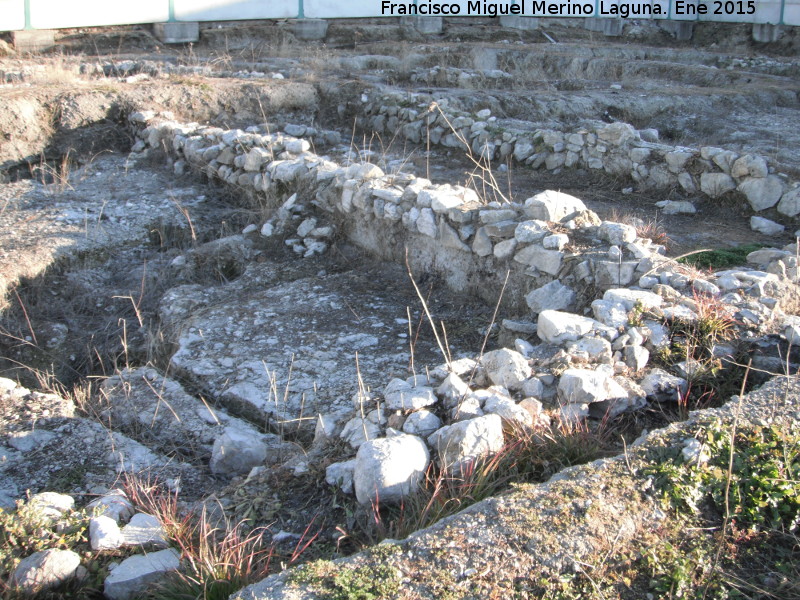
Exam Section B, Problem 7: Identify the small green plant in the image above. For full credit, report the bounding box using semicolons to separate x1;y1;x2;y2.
0;498;89;589
288;560;400;600
648;421;800;532
677;243;765;270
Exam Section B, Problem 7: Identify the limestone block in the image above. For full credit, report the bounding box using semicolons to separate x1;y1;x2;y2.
524;190;587;222
525;280;576;314
428;414;504;472
558;368;613;404
383;378;437;411
209;428;267;476
700;172;736;197
480;349;531;391
750;216;785;236
326;459;356;494
354;434;430;504
10;549;80;594
104;549;180;600
739;176;784;211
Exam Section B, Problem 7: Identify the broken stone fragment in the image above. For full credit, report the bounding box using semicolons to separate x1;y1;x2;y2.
10;549;81;594
209;428;267;476
598;221;637;245
340;417;381;449
402;409;442;437
524;190;587;222
383;378;437;411
104;549;180;600
526;280;576;315
482;393;533;427
538;310;616;344
557;368;614;404
640;368;688;402
480;348;531;391
28;492;74;520
120;513;169;548
428;414;504;473
353;434;430;505
451;395;484;422
326;459;356;494
90;516;123;551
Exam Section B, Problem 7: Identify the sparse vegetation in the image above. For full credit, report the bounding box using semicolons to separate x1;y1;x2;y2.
678;243;766;270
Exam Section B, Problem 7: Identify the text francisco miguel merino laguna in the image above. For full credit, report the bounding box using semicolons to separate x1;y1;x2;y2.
381;0;756;18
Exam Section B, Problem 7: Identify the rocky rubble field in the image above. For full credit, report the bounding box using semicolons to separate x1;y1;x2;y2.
0;18;799;599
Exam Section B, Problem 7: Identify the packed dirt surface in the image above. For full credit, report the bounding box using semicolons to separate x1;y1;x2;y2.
0;17;799;600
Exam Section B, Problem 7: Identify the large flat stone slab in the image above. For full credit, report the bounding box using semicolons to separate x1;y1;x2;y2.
165;264;437;433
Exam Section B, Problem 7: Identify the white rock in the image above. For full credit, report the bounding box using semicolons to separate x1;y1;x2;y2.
513;245;563;275
640;368;688;402
558;368;612;404
428;414;504;472
783;317;800;344
482;394;533;427
104;548;180;600
521;377;544;398
558;403;590;425
599;222;637;245
700;172;735;197
210;428;268;476
692;279;721;295
570;336;613;363
415;207;437;238
538;310;614;344
524;190;587;222
87;491;135;522
7;430;56;453
286;139;310;153
28;492;74;520
10;549;81;593
353;434;430;505
340;417;381;449
624;346;650;371
383;378;437;411
472;227;493;256
591;299;629;328
493;238;517;260
515;338;535;357
480;348;531;390
514;220;550;243
325;459;356;494
603;288;663;311
750;216;785;236
731;154;768;178
90;516;123;551
658;200;696;215
402;409;442;437
120;513;168;548
296;217;317;238
525;281;576;314
739;176;784;211
543;233;569;250
436;373;471;407
450;395;484;421
777;187;800;217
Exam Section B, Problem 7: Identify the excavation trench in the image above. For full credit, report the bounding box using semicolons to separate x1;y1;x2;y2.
0;34;799;595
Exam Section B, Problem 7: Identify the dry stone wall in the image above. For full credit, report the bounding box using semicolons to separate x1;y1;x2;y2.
359;92;800;225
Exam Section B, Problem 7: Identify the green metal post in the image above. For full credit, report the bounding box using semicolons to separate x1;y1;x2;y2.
24;0;32;30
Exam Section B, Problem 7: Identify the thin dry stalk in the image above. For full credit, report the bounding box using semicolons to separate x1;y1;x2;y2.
405;249;450;369
428;102;510;204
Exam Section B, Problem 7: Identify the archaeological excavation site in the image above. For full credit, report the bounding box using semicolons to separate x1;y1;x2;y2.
0;13;799;600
